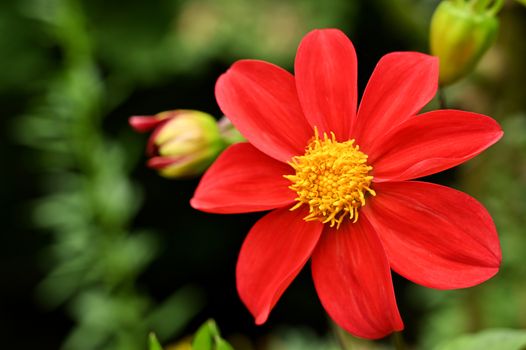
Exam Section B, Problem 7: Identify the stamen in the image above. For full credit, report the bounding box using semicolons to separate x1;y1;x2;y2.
284;128;375;228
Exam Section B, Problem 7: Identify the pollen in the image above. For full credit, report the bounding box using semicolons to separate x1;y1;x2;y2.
284;128;375;229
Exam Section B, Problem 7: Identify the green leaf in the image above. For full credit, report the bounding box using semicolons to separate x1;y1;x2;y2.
192;320;216;350
191;320;234;350
149;333;164;350
215;338;235;350
515;0;526;6
435;329;526;350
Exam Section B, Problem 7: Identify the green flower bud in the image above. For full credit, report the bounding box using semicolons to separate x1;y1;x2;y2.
430;0;502;85
129;110;226;178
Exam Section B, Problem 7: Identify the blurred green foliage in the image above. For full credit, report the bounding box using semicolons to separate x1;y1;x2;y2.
82;0;356;87
435;329;526;350
10;0;208;348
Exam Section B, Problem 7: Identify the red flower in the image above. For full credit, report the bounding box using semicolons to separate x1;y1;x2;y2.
191;29;502;339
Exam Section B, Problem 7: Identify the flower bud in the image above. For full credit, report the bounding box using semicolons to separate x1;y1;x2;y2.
430;0;502;86
129;110;226;178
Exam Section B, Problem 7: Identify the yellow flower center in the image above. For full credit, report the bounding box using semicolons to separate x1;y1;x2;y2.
285;129;375;229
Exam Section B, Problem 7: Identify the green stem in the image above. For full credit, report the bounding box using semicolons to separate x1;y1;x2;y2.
392;332;406;350
330;321;353;350
472;0;492;12
488;0;504;15
218;116;246;145
438;87;448;109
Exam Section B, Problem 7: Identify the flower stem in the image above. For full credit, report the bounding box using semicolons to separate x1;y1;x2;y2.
392;332;406;350
438;87;448;109
488;0;504;16
330;321;353;350
471;0;492;12
218;116;246;145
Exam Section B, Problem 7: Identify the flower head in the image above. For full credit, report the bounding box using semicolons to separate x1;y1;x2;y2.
191;29;502;339
130;110;225;178
285;128;375;227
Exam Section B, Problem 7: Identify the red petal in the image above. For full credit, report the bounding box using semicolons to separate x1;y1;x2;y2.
129;115;164;132
365;181;501;289
295;29;358;140
369;110;503;182
191;143;296;214
215;60;312;162
147;156;180;169
311;219;403;339
237;207;323;324
354;52;438;153
145;120;172;156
